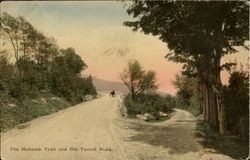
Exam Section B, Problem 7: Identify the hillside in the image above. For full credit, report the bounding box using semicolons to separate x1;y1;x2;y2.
91;77;129;94
88;76;168;96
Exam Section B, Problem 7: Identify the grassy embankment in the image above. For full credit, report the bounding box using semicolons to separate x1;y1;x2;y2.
0;91;87;132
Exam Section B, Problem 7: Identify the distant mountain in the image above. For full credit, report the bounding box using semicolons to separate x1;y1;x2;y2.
91;77;129;94
84;75;168;95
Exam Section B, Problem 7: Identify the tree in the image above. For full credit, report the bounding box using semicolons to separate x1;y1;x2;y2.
51;48;89;101
222;69;249;135
124;1;249;134
1;13;97;105
61;48;87;74
172;74;201;116
81;76;97;96
0;52;15;106
120;60;157;99
1;13;59;84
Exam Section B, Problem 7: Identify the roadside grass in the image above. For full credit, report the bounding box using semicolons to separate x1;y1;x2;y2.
186;107;201;117
196;120;249;160
174;105;201;117
0;92;71;132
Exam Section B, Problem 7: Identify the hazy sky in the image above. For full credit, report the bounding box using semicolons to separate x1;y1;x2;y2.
1;1;248;94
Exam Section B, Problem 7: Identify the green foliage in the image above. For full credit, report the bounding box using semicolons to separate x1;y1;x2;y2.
0;13;97;105
124;93;174;116
51;49;96;102
124;1;249;77
222;70;249;135
0;94;71;132
81;76;97;96
0;54;15;105
0;13;98;132
121;60;175;119
120;60;157;99
61;48;87;74
164;94;177;110
173;74;201;116
196;120;248;159
124;2;248;133
124;95;151;116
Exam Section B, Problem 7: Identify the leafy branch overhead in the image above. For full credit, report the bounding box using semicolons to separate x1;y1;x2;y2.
124;1;249;75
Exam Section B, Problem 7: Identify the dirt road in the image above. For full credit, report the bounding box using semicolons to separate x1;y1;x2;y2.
1;93;233;160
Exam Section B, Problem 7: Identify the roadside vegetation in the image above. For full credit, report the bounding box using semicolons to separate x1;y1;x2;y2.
125;0;248;135
173;66;249;138
1;92;71;132
0;13;97;132
124;1;249;159
121;60;175;121
196;120;248;159
222;65;249;138
172;74;201;117
173;67;249;159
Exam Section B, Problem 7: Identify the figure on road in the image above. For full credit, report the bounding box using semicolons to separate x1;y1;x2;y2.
110;90;116;97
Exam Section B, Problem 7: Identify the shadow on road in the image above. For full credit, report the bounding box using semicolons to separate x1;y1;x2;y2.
126;121;200;155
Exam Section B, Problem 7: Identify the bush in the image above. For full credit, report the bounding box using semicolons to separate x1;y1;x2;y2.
222;71;249;135
172;74;201;116
124;93;174;117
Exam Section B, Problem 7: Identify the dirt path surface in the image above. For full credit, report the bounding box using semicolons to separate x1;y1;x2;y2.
1;93;234;160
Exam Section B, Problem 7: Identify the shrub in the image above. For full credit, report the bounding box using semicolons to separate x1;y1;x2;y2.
222;70;249;135
124;93;174;117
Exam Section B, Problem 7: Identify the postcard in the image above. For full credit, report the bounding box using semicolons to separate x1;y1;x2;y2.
0;1;249;160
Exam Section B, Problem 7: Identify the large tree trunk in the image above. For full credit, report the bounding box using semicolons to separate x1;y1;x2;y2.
200;83;219;129
198;74;224;133
208;86;219;128
198;47;226;135
200;83;209;121
217;94;226;135
214;48;226;135
240;116;249;141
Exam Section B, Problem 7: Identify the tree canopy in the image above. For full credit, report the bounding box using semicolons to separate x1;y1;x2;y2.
124;1;249;78
124;1;249;134
0;13;97;104
120;60;157;99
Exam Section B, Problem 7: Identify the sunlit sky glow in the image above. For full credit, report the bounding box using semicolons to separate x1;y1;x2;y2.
1;1;248;94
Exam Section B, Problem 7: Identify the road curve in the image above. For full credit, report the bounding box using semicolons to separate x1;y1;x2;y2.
1;94;234;160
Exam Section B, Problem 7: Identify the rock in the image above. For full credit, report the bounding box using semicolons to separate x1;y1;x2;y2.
146;116;156;121
8;103;17;107
51;97;60;101
136;114;148;120
32;100;38;104
85;95;94;100
204;148;217;153
40;98;47;104
158;111;168;117
144;113;157;121
144;113;152;118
